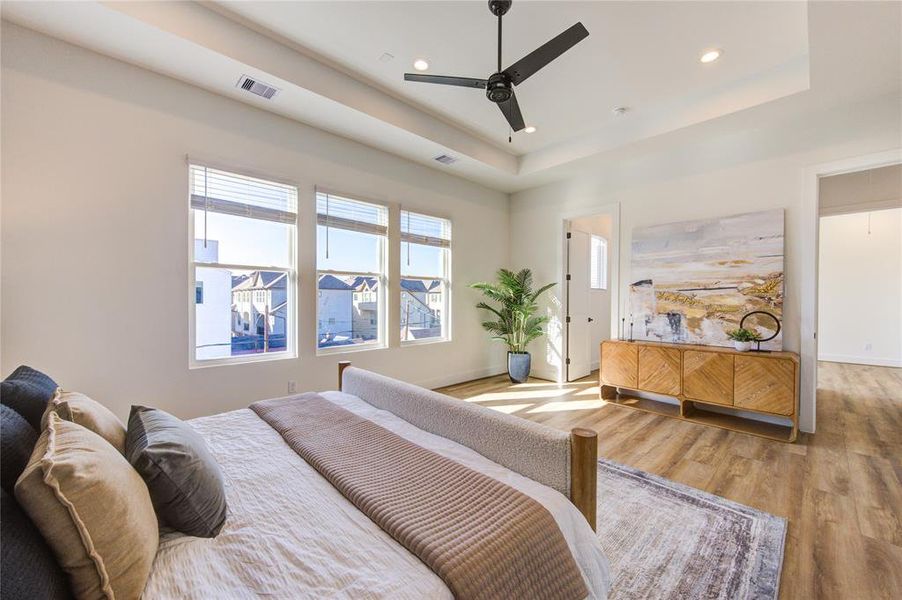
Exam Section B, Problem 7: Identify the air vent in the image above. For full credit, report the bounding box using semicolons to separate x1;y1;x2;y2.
433;154;458;165
236;75;280;100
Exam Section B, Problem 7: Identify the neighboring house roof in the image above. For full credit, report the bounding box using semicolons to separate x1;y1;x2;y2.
318;274;354;290
232;271;287;291
400;279;428;293
400;279;441;293
259;271;287;289
351;276;378;291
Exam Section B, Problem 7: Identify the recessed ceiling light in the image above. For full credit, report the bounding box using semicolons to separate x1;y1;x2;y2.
413;59;429;71
700;49;722;64
524;126;537;134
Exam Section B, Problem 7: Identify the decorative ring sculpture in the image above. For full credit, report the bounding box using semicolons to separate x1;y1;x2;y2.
740;310;781;351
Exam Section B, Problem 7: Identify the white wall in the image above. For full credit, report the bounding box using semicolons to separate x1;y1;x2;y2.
0;24;509;420
510;92;901;433
818;208;902;367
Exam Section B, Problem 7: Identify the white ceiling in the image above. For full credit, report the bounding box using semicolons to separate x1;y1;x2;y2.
220;1;809;155
1;1;899;192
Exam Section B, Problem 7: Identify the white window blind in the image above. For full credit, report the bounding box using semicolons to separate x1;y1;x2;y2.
190;165;297;224
590;235;608;290
316;191;388;236
401;210;451;248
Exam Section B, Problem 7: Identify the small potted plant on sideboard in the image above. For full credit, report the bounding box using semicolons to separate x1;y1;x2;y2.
471;268;555;383
725;328;761;352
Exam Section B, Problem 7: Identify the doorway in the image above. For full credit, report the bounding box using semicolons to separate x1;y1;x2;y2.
565;211;618;382
800;149;901;433
816;164;902;391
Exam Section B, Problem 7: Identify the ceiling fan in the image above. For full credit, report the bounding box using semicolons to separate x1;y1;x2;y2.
404;0;589;136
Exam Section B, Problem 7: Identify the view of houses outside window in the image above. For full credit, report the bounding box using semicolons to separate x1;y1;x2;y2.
401;210;451;342
316;192;388;350
190;165;296;362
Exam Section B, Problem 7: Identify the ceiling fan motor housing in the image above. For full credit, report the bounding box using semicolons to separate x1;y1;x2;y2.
486;72;513;103
488;0;512;17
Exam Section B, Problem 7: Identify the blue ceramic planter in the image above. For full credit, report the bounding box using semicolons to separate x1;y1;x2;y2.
507;351;531;383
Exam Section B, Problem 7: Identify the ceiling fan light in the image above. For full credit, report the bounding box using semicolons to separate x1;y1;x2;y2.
524;126;537;133
413;59;430;71
700;49;722;64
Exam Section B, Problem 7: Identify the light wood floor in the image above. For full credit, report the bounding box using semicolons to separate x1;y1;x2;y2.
437;361;902;600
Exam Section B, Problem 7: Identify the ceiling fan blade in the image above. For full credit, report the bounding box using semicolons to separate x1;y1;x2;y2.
404;73;487;88
497;90;526;132
503;22;589;86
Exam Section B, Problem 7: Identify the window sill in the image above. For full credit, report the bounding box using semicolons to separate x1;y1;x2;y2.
401;337;450;348
189;350;297;370
316;342;387;357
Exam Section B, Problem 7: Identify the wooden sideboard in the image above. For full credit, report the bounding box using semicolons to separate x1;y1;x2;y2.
600;340;800;442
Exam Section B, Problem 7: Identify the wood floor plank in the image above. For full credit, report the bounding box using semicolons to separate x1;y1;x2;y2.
437;361;902;599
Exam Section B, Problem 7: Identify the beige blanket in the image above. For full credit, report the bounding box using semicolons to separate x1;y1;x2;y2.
251;393;588;600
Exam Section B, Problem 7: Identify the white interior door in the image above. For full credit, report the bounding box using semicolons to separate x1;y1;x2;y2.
568;230;592;381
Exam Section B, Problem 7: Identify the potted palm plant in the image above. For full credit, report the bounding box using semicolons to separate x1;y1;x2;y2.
471;268;555;383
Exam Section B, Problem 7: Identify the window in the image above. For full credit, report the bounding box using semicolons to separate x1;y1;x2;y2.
316;191;388;351
401;210;451;343
590;235;608;290
190;164;296;364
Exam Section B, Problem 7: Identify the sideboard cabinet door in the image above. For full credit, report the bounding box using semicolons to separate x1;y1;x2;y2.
734;356;796;415
601;342;638;388
638;346;681;396
683;350;734;405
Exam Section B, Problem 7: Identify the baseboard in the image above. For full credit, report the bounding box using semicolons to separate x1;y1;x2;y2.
417;365;506;390
818;354;902;368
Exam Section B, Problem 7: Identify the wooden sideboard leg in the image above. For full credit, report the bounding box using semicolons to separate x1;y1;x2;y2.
338;361;351;391
680;398;693;418
570;428;598;531
600;384;618;400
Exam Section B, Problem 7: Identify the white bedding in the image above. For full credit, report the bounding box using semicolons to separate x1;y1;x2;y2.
143;391;610;599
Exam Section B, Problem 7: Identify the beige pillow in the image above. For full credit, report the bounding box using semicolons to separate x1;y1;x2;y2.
15;413;159;600
42;390;126;454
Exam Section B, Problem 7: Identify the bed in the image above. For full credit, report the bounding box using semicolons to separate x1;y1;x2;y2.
3;362;610;599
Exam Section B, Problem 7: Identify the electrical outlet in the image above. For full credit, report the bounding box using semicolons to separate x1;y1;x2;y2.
864;343;872;352
287;380;297;393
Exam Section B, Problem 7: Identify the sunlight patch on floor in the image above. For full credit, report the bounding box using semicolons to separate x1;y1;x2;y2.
526;399;608;413
465;388;577;402
575;386;601;397
485;403;534;414
503;381;565;388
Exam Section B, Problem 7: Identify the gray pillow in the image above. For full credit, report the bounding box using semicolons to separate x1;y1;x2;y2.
125;406;227;538
1;365;59;429
1;404;38;494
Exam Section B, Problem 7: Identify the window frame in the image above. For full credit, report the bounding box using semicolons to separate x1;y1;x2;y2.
590;234;608;291
187;164;298;369
315;191;389;356
400;210;452;346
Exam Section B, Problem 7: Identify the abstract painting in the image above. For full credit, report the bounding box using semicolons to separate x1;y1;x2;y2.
629;209;784;350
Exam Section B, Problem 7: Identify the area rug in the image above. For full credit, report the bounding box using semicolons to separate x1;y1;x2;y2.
596;459;786;600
